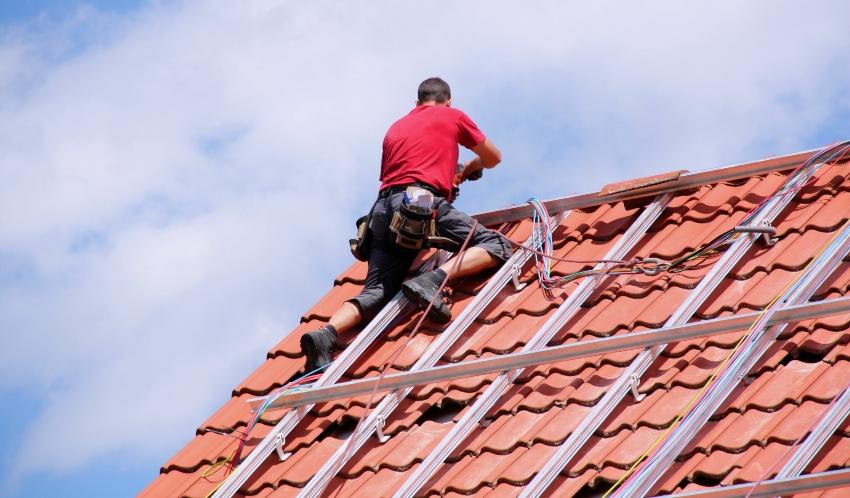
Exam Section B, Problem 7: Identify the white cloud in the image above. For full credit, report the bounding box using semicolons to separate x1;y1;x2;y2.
0;0;849;485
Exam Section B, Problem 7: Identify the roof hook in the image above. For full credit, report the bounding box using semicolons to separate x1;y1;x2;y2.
629;373;645;402
274;433;292;461
733;223;777;246
511;263;527;291
375;416;390;443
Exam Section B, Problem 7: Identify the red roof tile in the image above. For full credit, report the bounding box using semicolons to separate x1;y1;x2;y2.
143;150;850;497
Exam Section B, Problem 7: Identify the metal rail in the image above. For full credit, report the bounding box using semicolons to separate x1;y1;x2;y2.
612;219;850;497
473;149;815;225
652;468;850;498
297;212;571;497
212;146;822;497
520;161;826;498
211;294;416;497
392;193;673;498
250;297;850;410
775;386;850;479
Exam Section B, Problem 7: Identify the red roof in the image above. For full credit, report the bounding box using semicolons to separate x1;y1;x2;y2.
141;149;850;497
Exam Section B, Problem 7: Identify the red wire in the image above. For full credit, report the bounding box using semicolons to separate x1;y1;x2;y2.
230;372;325;467
323;221;480;498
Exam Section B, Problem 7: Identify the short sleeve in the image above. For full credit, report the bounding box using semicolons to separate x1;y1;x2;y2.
456;110;486;150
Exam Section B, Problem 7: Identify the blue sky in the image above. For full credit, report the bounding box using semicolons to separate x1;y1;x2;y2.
1;1;849;497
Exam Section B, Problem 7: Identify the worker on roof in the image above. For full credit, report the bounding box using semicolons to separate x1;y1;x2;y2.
301;77;512;373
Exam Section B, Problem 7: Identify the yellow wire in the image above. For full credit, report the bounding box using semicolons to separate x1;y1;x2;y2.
204;480;225;498
201;450;236;498
600;220;847;498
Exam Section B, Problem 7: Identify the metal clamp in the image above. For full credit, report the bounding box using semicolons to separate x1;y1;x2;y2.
274;433;292;461
375;416;390;443
511;263;527;291
629;374;645;402
637;258;670;276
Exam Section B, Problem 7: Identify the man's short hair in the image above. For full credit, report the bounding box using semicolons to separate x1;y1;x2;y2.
417;77;451;104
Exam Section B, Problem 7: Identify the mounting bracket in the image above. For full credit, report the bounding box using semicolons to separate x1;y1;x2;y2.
733;222;777;246
511;263;527;291
274;434;291;461
375;415;390;443
629;374;645;402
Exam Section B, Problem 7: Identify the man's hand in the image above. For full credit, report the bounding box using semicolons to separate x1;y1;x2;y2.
455;162;484;185
457;137;500;184
465;168;483;181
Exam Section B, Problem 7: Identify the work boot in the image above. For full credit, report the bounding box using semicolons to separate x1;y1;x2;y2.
401;269;452;323
300;325;337;373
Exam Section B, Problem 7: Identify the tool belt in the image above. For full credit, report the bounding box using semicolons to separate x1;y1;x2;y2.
390;201;437;251
389;186;461;252
349;214;373;261
350;185;461;259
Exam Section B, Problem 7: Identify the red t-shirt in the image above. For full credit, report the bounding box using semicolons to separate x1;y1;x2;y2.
380;105;486;198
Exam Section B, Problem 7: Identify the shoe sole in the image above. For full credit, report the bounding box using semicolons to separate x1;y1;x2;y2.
402;280;452;323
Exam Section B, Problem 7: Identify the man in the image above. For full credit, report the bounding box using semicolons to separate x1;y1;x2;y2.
300;77;512;372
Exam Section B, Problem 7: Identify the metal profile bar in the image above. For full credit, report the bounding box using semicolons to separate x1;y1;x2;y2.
776;386;850;479
211;294;416;498
473;149;816;225
251;296;850;411
521;161;827;498
211;148;826;497
392;193;673;498
296;212;571;497
613;219;850;498
652;468;850;498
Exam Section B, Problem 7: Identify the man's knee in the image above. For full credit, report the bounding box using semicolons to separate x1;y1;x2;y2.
348;288;388;322
473;230;513;263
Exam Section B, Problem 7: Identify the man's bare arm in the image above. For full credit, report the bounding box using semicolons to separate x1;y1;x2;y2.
461;138;501;180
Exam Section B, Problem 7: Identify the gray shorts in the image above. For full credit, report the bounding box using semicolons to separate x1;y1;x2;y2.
349;190;513;321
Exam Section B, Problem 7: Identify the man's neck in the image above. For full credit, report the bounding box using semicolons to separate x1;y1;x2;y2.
417;100;450;107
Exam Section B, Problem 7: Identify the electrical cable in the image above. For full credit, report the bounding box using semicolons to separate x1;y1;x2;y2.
516;141;850;294
225;140;849;495
741;384;849;498
230;364;328;468
601;217;850;498
322;222;480;498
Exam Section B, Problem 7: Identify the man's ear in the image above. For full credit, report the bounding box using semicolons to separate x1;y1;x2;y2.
446;98;452;107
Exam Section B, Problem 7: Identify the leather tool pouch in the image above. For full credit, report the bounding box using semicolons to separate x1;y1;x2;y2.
389;202;435;251
349;214;373;261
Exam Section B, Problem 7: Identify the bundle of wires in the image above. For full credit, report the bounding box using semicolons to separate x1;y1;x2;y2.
230;365;328;468
524;140;850;291
604;218;850;498
527;198;638;296
599;141;850;497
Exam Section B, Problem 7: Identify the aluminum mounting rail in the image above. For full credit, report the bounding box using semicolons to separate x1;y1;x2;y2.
296;211;571;497
392;193;673;498
776;385;850;480
211;293;416;498
520;160;827;498
651;468;850;498
473;149;816;225
254;296;850;410
612;219;850;498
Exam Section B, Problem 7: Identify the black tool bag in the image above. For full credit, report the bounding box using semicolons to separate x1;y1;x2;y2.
349;214;373;261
